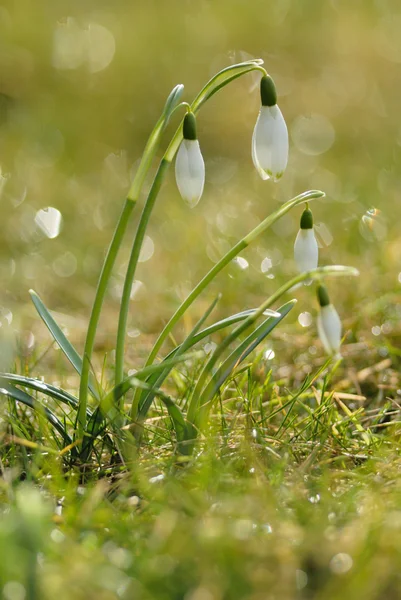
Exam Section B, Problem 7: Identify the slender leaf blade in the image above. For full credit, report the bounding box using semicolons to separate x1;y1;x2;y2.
29;290;100;400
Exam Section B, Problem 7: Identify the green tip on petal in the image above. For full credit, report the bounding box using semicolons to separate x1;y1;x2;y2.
183;112;197;140
260;75;277;107
300;207;314;229
317;285;330;307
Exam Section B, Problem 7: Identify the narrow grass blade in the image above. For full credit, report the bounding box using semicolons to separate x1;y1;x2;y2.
187;265;359;430
128;379;186;442
194;300;296;428
143;190;325;372
0;373;88;413
106;351;203;409
0;384;72;447
29;290;100;401
136;295;221;421
192;59;264;111
162;84;185;125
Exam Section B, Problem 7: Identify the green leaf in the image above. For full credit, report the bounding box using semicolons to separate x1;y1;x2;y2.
192;59;264;111
162;83;185;125
0;384;72;447
105;351;203;409
137;295;221;420
0;373;89;414
29;290;100;401
198;300;296;412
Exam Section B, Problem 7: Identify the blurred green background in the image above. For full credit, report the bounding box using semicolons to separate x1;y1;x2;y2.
1;0;401;367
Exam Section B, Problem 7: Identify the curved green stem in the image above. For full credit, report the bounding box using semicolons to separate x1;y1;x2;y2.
77;200;134;440
145;189;324;370
188;264;359;429
76;84;185;443
115;59;268;398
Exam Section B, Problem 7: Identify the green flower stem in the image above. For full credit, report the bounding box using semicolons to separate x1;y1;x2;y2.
114;158;170;391
115;59;268;401
188;264;360;428
77;200;134;440
76;92;180;443
144;189;324;370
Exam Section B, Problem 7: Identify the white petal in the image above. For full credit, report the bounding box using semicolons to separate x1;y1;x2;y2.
294;229;319;273
317;305;342;355
175;139;205;208
252;105;288;181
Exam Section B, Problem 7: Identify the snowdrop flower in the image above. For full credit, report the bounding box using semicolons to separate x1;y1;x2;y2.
294;206;319;273
316;285;342;357
175;111;205;208
252;75;289;181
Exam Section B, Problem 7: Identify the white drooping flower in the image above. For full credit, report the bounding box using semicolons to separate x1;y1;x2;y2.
316;285;342;356
252;75;289;181
294;206;319;273
175;111;205;208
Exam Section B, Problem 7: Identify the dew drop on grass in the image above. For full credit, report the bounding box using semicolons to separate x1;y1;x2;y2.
35;207;62;239
296;569;308;590
360;208;387;242
138;235;154;263
127;329;141;339
298;312;312;327
87;23;115;73
261;257;273;273
261;523;273;534
3;581;26;600
330;552;353;574
234;256;249;270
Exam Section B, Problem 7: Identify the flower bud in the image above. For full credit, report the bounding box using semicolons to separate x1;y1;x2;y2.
316;285;342;356
294;207;319;273
175;112;205;208
252;75;288;181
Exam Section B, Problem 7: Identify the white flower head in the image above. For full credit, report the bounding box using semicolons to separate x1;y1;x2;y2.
316;285;342;357
252;75;288;182
175;112;205;208
294;206;319;273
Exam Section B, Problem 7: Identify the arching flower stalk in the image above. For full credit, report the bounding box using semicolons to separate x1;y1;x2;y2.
175;111;205;207
316;284;342;357
252;74;289;181
294;205;319;273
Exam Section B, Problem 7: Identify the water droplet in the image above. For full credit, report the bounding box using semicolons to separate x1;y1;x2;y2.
127;329;141;339
86;23;115;73
52;17;87;70
298;312;312;327
35;207;62;239
330;552;353;574
308;494;320;504
234;256;249;270
264;348;275;361
296;570;308;590
3;581;26;600
261;257;273;273
360;208;387;242
138;236;154;263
